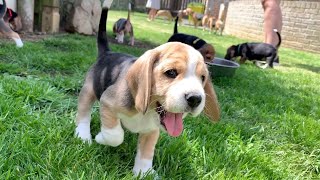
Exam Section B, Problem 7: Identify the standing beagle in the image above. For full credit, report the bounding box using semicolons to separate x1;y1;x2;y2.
112;3;134;46
75;6;219;177
0;0;23;47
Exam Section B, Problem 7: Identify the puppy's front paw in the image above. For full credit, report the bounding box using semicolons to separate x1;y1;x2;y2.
75;122;92;144
133;157;157;178
13;38;23;48
133;168;157;178
95;123;124;147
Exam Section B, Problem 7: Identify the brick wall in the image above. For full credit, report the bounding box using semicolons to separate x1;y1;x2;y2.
224;0;320;53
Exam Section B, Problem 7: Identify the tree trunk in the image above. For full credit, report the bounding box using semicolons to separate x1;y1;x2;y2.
17;0;35;32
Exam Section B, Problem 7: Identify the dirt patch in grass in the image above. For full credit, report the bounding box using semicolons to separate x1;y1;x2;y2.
1;32;157;49
107;34;157;49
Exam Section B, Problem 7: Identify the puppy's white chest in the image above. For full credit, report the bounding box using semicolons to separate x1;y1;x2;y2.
119;111;159;133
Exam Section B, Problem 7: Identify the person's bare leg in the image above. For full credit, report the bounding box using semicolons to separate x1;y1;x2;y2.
262;0;282;47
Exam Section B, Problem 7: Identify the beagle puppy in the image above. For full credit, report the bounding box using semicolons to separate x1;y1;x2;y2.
155;10;173;22
202;8;215;33
185;8;203;28
75;7;219;177
0;0;23;47
168;17;216;62
214;19;224;36
176;9;189;25
0;3;22;31
112;4;134;46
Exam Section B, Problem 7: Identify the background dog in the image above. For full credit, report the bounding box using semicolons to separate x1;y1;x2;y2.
185;8;204;28
0;0;23;47
214;19;224;35
202;14;215;32
0;4;22;31
75;6;219;177
214;3;226;35
176;9;189;25
112;3;134;46
168;17;216;62
224;29;281;68
155;10;173;22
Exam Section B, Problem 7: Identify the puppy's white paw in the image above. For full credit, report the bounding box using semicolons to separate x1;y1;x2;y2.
95;123;124;147
133;155;157;178
133;168;157;178
75;122;92;144
13;38;23;48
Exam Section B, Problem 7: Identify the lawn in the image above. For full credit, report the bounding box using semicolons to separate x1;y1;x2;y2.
0;10;319;179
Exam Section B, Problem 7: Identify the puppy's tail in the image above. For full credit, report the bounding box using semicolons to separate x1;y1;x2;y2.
127;2;131;21
273;29;282;49
0;0;7;18
174;16;179;34
98;7;111;57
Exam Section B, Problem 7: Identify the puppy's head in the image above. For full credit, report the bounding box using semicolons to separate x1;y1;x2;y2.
198;44;215;62
113;19;132;44
115;31;125;43
10;16;22;32
225;45;237;60
127;42;219;137
185;8;194;15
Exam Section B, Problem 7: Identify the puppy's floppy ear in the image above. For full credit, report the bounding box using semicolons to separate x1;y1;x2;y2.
13;16;22;31
204;77;220;122
225;46;235;59
199;44;215;62
126;50;159;114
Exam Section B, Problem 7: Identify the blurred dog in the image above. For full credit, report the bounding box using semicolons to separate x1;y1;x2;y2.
168;17;216;62
202;14;215;32
0;0;23;47
176;9;188;25
214;19;224;35
0;3;22;31
155;10;173;22
186;8;204;28
202;8;215;33
225;29;281;68
113;4;134;46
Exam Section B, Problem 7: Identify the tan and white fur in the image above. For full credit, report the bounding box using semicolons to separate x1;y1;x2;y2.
202;8;215;33
112;3;134;46
214;4;225;36
0;0;23;47
155;10;173;22
75;4;219;177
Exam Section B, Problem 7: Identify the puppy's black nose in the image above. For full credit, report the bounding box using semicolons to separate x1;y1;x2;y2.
185;93;202;108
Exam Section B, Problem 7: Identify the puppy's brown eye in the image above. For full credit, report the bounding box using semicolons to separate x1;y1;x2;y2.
201;75;206;82
165;69;178;78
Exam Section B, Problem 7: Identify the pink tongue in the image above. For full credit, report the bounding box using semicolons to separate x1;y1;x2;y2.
163;112;183;137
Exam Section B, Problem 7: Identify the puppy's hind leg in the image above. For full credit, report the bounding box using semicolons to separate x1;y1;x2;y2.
129;28;134;46
0;20;23;47
265;53;277;69
75;74;96;143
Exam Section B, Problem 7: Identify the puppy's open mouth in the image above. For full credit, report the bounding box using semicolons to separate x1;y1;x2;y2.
156;102;183;137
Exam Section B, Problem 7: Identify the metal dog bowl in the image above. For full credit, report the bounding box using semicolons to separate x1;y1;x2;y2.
206;57;240;78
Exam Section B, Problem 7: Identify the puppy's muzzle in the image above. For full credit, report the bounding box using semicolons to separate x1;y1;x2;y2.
185;93;202;109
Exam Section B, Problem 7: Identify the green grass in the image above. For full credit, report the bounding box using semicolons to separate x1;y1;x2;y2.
0;10;320;179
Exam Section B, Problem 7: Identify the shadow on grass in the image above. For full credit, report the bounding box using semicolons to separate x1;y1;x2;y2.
280;62;320;74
